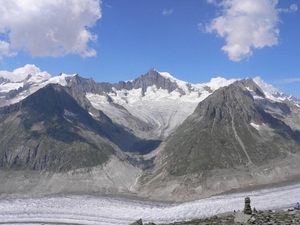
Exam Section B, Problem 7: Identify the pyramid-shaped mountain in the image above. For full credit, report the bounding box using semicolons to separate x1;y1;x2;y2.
138;79;300;201
162;79;300;175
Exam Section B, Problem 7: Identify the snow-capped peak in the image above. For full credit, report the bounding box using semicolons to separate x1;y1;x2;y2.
156;70;192;93
156;70;237;93
156;70;177;81
48;73;76;86
0;67;76;107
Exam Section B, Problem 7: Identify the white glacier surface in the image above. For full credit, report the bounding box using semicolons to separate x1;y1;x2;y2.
0;182;299;225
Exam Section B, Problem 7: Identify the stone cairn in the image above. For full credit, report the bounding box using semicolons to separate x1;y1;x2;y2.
243;196;252;215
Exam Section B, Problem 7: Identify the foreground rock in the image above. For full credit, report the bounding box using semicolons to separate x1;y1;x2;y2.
130;197;300;225
134;209;300;225
130;219;155;225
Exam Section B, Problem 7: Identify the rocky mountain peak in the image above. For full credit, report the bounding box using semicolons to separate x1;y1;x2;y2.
239;78;265;98
127;69;185;95
68;74;99;93
131;68;180;95
1;83;79;118
84;68;186;96
159;78;300;175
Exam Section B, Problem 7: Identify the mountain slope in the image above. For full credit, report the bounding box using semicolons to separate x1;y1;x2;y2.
164;79;300;175
138;79;300;201
0;84;117;172
0;83;143;197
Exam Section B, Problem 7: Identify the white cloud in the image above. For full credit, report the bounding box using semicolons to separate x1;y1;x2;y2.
0;64;51;82
197;23;205;32
277;78;300;84
0;40;17;59
278;4;298;13
0;0;101;59
205;0;280;61
207;0;218;6
162;9;174;15
253;76;278;94
290;4;298;12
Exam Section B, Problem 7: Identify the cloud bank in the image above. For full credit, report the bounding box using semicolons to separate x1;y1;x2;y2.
0;0;101;59
162;9;174;16
253;76;278;94
205;0;297;61
0;64;51;82
277;78;300;84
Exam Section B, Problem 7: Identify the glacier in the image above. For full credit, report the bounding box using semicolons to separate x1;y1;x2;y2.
0;182;299;225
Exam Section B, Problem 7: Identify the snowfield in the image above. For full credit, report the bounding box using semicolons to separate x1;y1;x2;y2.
0;182;299;225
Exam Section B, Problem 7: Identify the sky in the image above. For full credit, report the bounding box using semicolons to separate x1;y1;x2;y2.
0;0;299;97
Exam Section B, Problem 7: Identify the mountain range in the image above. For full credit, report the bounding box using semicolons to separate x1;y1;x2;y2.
1;69;300;201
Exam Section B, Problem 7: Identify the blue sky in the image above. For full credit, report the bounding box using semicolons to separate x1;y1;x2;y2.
0;0;299;97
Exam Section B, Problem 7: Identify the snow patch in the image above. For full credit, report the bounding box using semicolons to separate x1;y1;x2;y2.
250;122;261;130
48;73;74;86
246;87;264;100
0;81;24;94
64;109;77;118
265;92;282;102
157;70;192;93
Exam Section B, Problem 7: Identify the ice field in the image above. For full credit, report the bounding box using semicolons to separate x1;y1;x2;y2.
0;182;299;225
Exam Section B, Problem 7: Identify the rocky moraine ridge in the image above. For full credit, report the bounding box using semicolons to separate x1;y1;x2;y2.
130;198;300;225
0;69;300;202
131;209;300;225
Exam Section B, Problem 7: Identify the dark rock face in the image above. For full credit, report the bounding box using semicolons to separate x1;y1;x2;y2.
130;219;143;225
159;80;300;176
240;79;265;98
130;68;180;96
68;69;182;96
0;84;116;171
68;75;104;94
